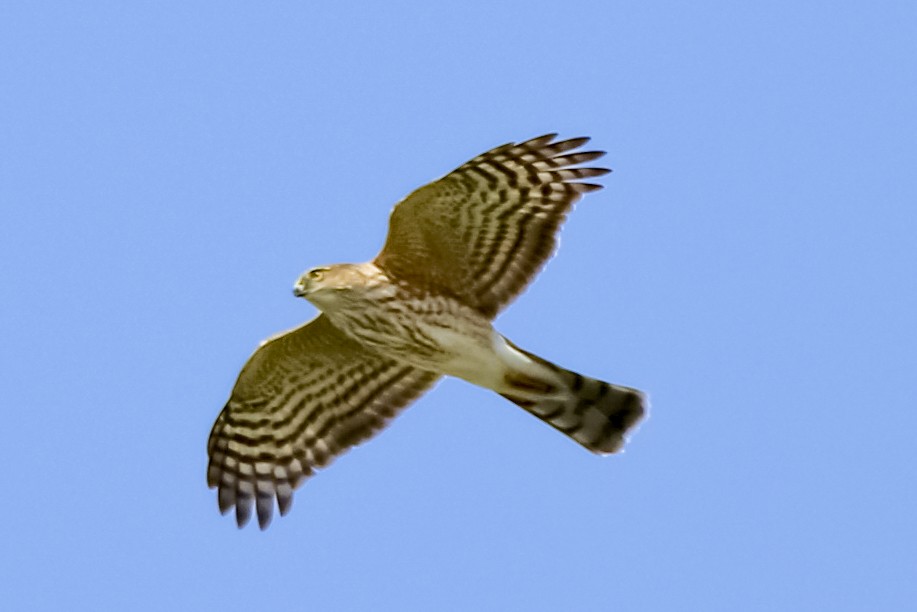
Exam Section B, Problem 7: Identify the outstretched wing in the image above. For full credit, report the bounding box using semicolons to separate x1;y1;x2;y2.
207;314;440;529
374;134;609;318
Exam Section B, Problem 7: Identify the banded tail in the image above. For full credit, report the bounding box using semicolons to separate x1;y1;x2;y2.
498;347;646;454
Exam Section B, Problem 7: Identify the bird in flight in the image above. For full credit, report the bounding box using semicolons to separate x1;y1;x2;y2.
208;134;646;529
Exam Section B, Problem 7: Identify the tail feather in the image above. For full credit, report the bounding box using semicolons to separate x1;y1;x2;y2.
499;355;646;454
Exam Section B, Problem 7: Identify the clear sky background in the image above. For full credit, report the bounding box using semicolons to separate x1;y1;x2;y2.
2;2;915;610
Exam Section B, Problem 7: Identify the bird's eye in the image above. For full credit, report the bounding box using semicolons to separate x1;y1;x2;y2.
308;269;325;281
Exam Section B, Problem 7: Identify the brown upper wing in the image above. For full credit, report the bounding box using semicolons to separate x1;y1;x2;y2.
374;134;609;318
207;314;440;529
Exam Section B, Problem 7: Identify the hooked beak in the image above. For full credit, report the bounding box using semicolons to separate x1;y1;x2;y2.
292;277;308;298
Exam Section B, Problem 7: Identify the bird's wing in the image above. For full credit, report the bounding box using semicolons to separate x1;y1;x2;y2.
374;134;609;318
207;314;440;529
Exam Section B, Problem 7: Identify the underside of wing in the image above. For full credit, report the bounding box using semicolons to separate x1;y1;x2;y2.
207;314;440;529
374;134;610;318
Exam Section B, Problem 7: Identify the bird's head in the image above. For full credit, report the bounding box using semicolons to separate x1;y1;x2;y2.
293;263;386;309
293;266;332;298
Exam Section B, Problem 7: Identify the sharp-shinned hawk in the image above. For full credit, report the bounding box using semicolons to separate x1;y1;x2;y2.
208;134;647;529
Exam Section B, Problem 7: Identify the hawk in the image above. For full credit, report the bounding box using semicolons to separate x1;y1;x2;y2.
208;134;646;529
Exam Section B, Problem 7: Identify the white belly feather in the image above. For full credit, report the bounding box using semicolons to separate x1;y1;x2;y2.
427;326;562;394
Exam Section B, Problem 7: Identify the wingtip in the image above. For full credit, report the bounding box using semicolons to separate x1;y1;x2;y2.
256;494;274;530
277;484;294;516
557;135;591;149
235;498;253;528
217;486;234;515
522;133;559;148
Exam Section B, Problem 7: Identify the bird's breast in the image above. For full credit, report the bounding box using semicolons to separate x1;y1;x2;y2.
322;292;495;372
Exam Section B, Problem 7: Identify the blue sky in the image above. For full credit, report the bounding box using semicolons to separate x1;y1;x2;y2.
2;2;916;610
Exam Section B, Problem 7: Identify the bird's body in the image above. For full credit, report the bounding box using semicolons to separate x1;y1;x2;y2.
208;134;647;529
299;262;495;371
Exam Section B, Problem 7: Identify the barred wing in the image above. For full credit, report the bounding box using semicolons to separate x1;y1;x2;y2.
375;134;609;318
207;314;440;529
